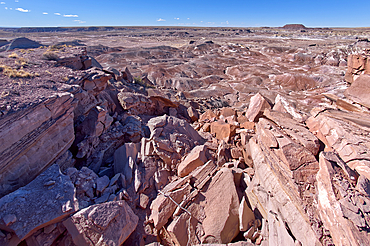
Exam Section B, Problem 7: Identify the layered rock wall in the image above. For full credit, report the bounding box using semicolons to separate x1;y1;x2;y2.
0;93;75;196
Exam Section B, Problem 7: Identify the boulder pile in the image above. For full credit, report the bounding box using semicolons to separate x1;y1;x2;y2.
1;38;370;246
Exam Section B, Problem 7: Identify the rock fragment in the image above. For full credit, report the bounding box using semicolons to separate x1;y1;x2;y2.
245;93;271;122
178;145;208;177
63;201;138;246
211;120;237;142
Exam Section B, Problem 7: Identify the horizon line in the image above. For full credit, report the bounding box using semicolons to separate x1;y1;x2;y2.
1;25;370;29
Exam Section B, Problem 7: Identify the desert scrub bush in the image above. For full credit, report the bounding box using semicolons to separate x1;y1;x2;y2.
134;76;155;88
134;76;143;84
0;65;39;78
8;52;18;58
42;51;60;61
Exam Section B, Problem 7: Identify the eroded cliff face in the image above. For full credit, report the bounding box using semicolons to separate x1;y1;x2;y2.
1;32;370;246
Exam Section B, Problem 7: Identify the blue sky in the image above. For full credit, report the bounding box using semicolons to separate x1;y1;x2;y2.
0;0;369;28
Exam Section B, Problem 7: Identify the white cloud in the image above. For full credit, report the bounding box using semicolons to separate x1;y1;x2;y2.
15;0;18;2
1;2;5;4
54;12;61;15
174;17;179;20
73;20;86;23
42;12;48;14
4;6;7;9
157;18;166;21
63;14;78;17
16;7;30;12
187;18;190;20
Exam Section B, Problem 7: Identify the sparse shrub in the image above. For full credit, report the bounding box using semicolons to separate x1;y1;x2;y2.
8;53;18;58
134;76;143;84
42;51;60;61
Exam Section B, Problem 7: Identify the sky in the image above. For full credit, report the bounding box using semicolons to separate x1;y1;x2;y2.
0;0;369;28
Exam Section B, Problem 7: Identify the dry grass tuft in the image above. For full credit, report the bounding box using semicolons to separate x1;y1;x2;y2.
0;65;39;78
15;57;29;67
8;53;18;58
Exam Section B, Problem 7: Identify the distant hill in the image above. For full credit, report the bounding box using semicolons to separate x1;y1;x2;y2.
282;24;307;30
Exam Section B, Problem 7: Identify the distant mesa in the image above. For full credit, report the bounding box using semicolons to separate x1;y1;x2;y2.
282;24;307;30
0;37;42;52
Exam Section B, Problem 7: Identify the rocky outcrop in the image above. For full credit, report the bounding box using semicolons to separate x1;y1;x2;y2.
118;92;179;116
307;109;370;180
345;54;370;83
147;115;204;167
3;32;370;246
57;55;92;71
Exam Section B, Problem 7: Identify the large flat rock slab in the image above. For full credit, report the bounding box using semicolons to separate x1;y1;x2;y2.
202;168;240;244
0;164;78;242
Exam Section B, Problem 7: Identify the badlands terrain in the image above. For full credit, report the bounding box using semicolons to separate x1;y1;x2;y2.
0;25;370;246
